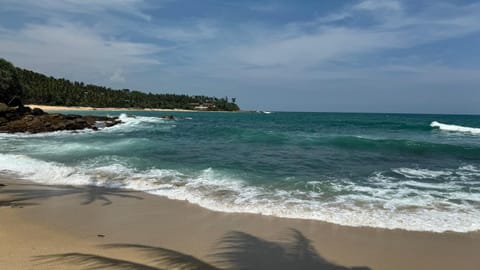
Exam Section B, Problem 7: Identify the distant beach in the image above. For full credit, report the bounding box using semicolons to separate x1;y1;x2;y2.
26;104;197;112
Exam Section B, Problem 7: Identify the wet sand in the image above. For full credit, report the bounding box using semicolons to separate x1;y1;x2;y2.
1;176;480;270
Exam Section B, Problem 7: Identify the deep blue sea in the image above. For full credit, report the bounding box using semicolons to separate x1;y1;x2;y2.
1;111;480;232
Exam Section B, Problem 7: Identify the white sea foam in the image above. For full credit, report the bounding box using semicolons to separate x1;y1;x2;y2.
102;113;173;133
117;113;167;125
1;153;479;233
431;121;480;134
393;168;452;179
0;128;95;139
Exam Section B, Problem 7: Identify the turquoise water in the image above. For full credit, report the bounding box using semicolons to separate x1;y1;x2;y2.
1;111;480;232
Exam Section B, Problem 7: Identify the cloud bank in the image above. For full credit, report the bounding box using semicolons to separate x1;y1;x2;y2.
0;0;479;113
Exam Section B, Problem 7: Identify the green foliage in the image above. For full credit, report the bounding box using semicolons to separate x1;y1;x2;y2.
1;58;239;111
0;58;23;105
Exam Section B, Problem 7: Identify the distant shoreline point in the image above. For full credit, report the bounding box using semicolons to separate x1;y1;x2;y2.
26;104;220;112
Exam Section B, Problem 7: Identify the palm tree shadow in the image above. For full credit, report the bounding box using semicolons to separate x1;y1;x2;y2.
102;243;220;270
0;182;143;207
34;229;371;270
33;253;160;270
211;229;371;270
80;185;142;206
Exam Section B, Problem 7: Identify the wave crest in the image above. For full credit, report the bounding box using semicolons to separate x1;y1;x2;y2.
431;121;480;134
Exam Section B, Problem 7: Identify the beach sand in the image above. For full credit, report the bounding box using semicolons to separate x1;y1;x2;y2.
25;104;196;112
1;176;480;270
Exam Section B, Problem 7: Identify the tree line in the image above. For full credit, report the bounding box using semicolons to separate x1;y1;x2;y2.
1;58;239;111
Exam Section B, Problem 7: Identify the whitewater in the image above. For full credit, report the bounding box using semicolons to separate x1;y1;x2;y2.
431;121;480;135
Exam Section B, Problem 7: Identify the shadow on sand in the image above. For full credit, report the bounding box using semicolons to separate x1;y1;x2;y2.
34;229;371;270
0;182;143;208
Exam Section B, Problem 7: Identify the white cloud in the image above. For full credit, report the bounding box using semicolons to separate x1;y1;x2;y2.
229;27;397;67
152;21;218;42
224;1;480;70
354;0;403;12
1;0;153;20
0;22;163;83
110;69;126;83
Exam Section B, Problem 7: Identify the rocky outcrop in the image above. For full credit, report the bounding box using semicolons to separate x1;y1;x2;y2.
0;104;121;133
1;58;122;133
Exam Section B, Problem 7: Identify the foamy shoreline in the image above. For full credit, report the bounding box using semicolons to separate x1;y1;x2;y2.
2;151;477;233
2;176;480;270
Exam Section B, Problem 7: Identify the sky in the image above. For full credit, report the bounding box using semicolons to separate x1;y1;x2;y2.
0;0;479;113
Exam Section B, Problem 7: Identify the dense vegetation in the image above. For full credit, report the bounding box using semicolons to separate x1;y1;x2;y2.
0;59;23;106
0;58;239;111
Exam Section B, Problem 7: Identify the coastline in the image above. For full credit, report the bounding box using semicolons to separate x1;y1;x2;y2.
1;176;480;270
26;104;198;112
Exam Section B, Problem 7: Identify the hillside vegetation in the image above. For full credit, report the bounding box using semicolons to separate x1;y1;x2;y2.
0;58;239;111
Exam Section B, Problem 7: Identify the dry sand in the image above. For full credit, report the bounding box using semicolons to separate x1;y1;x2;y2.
26;104;196;112
1;176;480;270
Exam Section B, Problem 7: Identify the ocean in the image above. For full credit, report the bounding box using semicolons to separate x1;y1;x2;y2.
1;111;479;233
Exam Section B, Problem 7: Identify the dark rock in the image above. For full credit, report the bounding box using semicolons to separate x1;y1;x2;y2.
105;119;122;127
161;115;175;120
97;234;105;238
65;114;81;120
8;97;23;107
0;107;122;133
0;103;9;112
16;105;31;114
31;108;45;116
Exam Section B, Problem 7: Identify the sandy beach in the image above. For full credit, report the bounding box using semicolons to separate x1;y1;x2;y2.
26;104;197;112
1;176;480;270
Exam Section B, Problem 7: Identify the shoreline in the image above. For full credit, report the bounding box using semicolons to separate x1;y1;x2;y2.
1;176;480;269
26;104;200;112
26;104;252;113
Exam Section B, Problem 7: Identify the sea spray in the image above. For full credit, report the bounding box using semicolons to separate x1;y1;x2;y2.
431;121;480;134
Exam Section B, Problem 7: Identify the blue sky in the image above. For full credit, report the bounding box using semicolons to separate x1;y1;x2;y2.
0;0;479;113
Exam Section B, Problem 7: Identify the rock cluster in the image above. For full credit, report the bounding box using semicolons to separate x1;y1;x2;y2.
161;115;175;120
0;104;121;133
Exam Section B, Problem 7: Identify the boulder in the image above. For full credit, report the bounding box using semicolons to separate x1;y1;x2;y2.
0;108;122;133
161;115;175;120
0;103;9;112
16;106;31;114
31;108;45;116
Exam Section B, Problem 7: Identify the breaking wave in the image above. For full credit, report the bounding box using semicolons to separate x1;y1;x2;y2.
1;153;479;233
431;121;480;135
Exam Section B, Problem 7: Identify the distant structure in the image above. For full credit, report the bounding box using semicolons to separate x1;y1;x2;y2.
191;103;216;110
